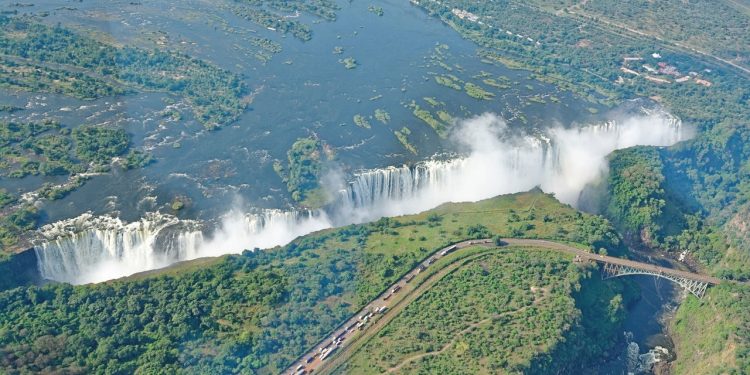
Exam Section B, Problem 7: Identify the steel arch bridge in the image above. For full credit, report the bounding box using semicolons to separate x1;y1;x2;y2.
600;262;711;298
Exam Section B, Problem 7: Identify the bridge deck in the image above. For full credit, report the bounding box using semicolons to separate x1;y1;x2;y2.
502;239;722;285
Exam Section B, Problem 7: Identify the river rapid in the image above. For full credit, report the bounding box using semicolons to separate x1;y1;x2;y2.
1;1;693;372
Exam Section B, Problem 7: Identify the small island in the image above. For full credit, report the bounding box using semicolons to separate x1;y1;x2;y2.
340;57;358;69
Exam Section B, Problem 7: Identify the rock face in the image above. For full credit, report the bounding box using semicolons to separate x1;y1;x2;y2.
727;204;750;252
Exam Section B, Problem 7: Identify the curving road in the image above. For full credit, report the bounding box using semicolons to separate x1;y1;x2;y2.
283;238;721;375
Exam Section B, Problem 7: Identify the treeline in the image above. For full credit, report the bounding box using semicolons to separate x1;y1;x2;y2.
410;2;750;370
0;56;131;99
670;283;750;374
232;0;339;41
0;120;143;178
273;137;333;207
341;249;636;374
0;191;624;373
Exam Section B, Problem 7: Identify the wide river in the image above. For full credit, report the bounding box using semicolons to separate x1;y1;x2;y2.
1;1;684;372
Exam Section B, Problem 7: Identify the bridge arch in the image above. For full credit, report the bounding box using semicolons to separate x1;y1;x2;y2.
600;262;710;298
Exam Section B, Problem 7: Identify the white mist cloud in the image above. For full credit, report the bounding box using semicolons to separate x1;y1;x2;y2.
194;209;332;259
37;110;691;284
328;110;689;221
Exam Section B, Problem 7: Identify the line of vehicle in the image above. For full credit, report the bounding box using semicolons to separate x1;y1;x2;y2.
284;237;722;374
283;239;492;375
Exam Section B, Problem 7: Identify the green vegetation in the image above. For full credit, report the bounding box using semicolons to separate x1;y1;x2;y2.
340;57;358;69
0;120;75;178
72;126;130;166
482;75;511;89
434;74;462;90
413;0;749;114
0;204;37;253
281;137;333;206
353;114;371;129
122;150;154;170
229;0;339;41
0;119;146;252
409;102;449;138
0;191;625;373
570;0;750;70
339;249;634;374
0;120;142;178
368;5;384;17
464;82;494;100
604;147;667;243
436;110;452;124
0;16;246;129
0;189;13;208
374;109;390;124
36;176;88;201
528;95;546;104
671;283;750;374
0;56;131;99
423;97;441;107
171;197;186;211
394;127;417;155
409;3;750;370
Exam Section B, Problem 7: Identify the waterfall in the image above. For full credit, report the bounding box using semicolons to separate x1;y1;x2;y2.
34;110;689;284
35;213;203;284
332;111;686;220
34;209;330;284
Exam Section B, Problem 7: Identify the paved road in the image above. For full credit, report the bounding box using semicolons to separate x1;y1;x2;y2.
283;239;490;375
283;238;720;374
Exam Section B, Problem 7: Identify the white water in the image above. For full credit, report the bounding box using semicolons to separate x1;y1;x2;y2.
36;210;330;284
624;332;671;374
35;110;690;284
